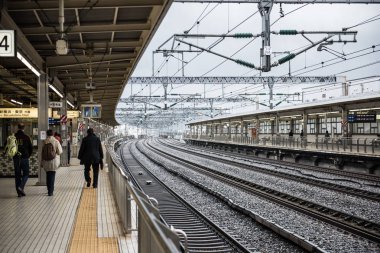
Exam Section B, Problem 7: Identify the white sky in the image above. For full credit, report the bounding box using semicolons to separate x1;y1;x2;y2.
117;2;380;126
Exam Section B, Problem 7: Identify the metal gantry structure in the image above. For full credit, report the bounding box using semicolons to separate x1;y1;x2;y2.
160;0;379;73
120;0;379;129
119;75;337;127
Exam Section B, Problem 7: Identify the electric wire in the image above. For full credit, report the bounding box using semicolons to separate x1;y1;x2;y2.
126;6;380;124
294;47;380;76
343;12;380;30
144;9;262;98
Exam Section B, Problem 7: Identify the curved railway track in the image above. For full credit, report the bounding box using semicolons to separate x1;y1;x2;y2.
143;140;380;244
119;141;252;253
156;139;380;202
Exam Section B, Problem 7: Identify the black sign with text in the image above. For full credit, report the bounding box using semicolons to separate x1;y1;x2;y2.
347;113;377;123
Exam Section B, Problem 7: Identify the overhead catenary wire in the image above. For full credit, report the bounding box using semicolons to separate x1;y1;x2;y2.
199;1;317;77
126;6;380;124
145;9;262;98
293;46;380;76
343;12;380;30
163;45;380;113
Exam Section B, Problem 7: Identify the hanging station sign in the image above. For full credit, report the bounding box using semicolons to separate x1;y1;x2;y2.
67;110;80;118
0;108;53;118
0;108;38;118
347;113;377;123
81;104;101;118
0;30;16;57
49;101;63;108
52;110;80;119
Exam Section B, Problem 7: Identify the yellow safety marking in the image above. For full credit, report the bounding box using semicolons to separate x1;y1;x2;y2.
69;180;119;253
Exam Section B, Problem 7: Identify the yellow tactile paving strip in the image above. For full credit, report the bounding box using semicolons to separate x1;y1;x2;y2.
69;186;119;253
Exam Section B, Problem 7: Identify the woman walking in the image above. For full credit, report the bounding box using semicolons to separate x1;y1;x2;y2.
41;129;63;196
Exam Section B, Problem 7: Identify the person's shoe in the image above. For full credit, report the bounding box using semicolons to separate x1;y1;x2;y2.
17;187;26;196
17;194;22;198
48;193;53;196
93;185;97;189
86;181;91;187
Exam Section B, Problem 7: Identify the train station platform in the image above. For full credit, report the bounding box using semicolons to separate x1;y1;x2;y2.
185;136;380;174
0;158;137;253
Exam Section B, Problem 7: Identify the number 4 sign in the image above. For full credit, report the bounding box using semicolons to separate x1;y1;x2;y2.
0;30;16;57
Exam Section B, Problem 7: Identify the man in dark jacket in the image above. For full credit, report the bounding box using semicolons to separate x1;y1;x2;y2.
78;128;103;188
14;123;33;197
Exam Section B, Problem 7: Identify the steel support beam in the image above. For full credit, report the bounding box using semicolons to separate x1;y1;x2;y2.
60;98;68;166
121;97;249;103
34;41;143;51
174;0;380;3
259;0;273;72
8;0;165;11
46;53;136;68
37;74;49;185
127;76;336;84
58;70;127;78
22;23;151;35
56;62;132;70
116;107;225;111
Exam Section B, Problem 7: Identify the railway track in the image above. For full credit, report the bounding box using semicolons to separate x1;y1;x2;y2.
157;139;380;202
144;140;380;244
119;141;252;253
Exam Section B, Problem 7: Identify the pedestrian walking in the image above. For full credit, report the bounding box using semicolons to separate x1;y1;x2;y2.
324;130;330;144
78;128;103;188
41;129;63;196
300;129;305;147
67;135;71;165
13;123;33;197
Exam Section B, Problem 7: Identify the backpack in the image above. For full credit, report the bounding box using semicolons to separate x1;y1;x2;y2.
42;142;56;161
4;134;19;158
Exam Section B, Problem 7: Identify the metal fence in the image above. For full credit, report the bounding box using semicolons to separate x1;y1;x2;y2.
105;137;183;253
185;135;380;155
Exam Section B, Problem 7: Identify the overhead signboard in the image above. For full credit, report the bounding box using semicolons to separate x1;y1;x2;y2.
67;110;80;118
49;101;62;108
0;108;52;118
81;104;101;118
0;30;16;57
348;113;377;123
53;110;80;119
0;108;38;118
49;118;60;125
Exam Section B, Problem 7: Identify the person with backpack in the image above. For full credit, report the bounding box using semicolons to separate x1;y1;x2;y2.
41;129;63;196
12;123;33;197
78;128;103;188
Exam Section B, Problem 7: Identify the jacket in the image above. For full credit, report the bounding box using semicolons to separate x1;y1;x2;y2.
41;136;63;172
78;133;103;164
14;130;33;159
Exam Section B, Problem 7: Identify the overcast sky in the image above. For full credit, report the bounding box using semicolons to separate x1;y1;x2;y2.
117;2;380;124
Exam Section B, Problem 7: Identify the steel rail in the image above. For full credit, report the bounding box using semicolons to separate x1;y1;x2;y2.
157;139;380;201
144;140;380;243
121;141;252;253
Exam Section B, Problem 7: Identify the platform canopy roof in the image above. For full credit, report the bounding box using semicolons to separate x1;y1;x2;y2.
0;0;173;125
